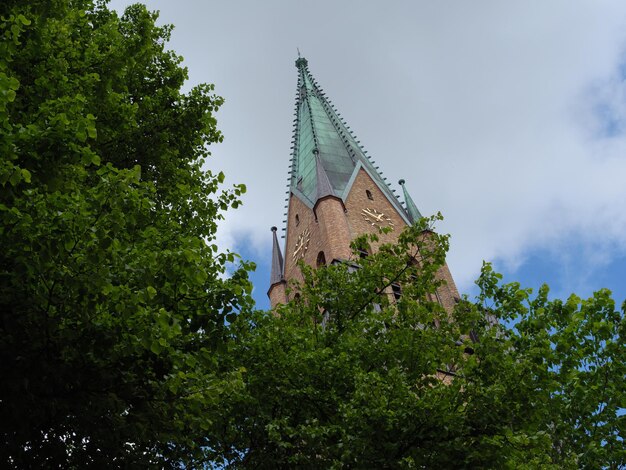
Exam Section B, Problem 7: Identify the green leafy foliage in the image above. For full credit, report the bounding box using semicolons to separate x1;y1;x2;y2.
2;0;623;467
0;0;252;467
221;217;625;468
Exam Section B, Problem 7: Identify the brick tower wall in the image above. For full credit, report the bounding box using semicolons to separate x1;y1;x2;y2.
280;168;459;309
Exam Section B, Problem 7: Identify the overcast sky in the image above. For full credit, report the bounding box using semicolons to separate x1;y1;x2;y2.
110;0;626;309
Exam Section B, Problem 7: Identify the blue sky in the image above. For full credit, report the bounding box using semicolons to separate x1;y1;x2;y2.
109;0;626;312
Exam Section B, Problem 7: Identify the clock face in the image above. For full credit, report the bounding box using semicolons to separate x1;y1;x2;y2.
292;228;311;262
361;207;394;229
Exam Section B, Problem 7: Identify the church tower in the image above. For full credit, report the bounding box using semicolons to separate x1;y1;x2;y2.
268;57;459;309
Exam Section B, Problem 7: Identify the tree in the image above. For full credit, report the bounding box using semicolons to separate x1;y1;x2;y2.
3;2;623;468
223;217;625;468
0;0;252;467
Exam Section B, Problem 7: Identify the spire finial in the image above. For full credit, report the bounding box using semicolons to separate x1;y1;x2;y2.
295;55;308;69
297;47;301;58
399;179;423;224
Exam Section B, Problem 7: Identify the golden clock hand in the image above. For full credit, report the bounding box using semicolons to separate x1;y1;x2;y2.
362;208;376;217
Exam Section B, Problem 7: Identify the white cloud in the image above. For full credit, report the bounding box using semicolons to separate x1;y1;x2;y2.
109;0;626;293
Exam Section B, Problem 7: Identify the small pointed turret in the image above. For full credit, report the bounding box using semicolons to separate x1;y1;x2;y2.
269;226;284;285
268;226;288;307
315;150;334;201
399;179;423;224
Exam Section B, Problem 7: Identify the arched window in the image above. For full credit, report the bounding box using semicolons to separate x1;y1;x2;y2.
391;283;402;301
366;189;373;200
354;240;371;260
295;214;300;226
316;251;326;267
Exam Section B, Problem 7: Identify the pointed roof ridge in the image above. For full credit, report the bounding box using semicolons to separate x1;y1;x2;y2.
288;57;407;219
269;226;284;285
399;179;423;223
315;150;334;201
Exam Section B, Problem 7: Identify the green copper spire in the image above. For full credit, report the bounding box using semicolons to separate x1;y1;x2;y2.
398;179;423;224
289;58;407;220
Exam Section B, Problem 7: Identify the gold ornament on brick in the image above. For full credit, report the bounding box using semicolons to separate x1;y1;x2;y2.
292;228;311;261
361;207;394;229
